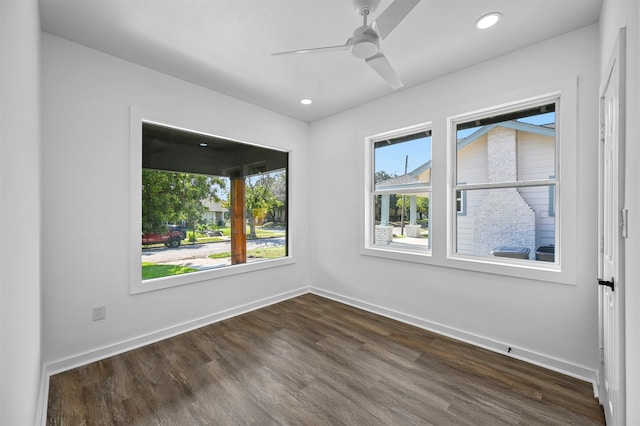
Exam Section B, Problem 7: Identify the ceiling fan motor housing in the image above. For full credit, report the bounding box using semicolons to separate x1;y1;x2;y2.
351;25;380;58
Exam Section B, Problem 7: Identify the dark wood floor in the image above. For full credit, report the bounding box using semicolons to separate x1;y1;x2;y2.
47;293;605;425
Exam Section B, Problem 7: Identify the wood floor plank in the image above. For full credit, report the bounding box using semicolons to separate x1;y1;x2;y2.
47;293;605;425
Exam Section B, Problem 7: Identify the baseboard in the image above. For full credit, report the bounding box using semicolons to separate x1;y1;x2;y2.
44;286;308;377
310;287;600;392
595;362;604;401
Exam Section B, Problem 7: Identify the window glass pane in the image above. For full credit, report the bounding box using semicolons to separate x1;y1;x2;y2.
141;122;288;281
374;131;432;190
456;189;466;215
456;106;556;185
456;186;555;261
372;130;431;251
374;192;430;248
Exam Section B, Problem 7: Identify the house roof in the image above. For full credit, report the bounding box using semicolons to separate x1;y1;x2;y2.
375;173;427;193
457;120;555;151
201;199;228;213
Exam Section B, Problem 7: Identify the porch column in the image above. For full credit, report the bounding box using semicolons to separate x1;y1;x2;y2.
375;194;393;244
230;177;246;265
381;194;390;225
409;196;417;225
405;195;421;237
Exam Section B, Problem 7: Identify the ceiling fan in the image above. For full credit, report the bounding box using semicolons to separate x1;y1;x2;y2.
272;0;420;90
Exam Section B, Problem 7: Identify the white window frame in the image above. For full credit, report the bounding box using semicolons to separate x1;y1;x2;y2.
362;79;578;285
362;122;433;260
130;107;294;295
446;89;579;284
449;94;560;265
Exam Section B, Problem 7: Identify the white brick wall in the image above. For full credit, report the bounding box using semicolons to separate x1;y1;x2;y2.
472;188;536;258
470;127;536;258
374;225;394;245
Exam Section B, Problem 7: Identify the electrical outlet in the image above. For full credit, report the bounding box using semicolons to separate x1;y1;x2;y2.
93;305;106;321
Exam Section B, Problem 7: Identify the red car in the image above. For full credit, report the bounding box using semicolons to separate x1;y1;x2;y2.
142;225;186;248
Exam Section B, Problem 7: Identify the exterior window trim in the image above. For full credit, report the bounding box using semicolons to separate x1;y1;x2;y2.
130;106;294;295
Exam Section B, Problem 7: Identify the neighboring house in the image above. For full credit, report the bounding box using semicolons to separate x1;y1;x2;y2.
201;199;228;226
377;121;555;259
456;121;555;259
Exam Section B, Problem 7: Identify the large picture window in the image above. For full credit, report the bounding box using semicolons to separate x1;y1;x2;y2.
131;115;290;293
451;98;558;264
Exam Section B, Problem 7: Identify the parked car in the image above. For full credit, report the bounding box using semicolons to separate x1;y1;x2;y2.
142;225;186;248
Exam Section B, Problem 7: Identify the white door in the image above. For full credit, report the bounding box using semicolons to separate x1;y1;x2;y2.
598;27;626;426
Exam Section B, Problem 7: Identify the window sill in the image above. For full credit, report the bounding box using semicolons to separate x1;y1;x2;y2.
131;256;296;294
361;245;575;285
361;245;431;263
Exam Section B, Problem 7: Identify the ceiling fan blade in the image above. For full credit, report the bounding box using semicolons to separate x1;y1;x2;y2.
272;38;353;56
365;52;403;89
372;0;420;39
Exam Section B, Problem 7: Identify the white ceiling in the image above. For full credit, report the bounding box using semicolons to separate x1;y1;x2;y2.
39;0;602;122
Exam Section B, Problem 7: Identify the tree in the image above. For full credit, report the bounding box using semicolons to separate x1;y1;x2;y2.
395;195;410;224
375;170;395;184
416;196;429;219
266;171;287;223
394;195;430;221
142;169;226;234
245;171;283;239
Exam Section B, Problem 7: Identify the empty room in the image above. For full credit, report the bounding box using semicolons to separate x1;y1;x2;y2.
1;0;639;425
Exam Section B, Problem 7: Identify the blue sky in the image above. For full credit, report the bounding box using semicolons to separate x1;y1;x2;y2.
374;112;555;176
375;136;432;176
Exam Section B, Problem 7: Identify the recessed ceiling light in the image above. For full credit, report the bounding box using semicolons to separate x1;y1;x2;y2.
475;12;501;30
199;142;208;147
300;98;313;105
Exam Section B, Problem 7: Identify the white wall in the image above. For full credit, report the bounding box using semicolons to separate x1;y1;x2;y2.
41;34;310;366
310;25;600;379
0;0;42;424
600;0;640;423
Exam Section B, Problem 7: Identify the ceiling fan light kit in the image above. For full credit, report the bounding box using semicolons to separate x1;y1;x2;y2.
272;0;420;90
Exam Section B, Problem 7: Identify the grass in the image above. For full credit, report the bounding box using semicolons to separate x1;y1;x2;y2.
142;262;198;280
208;246;286;260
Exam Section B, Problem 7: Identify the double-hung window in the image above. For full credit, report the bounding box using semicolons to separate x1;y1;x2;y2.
366;125;432;253
362;90;570;281
450;97;558;264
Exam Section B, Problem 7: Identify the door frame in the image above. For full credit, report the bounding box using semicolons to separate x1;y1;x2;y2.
598;26;626;426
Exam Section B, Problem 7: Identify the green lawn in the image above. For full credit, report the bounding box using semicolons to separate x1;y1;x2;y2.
208;246;286;260
142;262;198;280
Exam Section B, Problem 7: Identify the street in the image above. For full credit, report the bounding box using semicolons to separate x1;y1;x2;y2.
141;236;286;270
